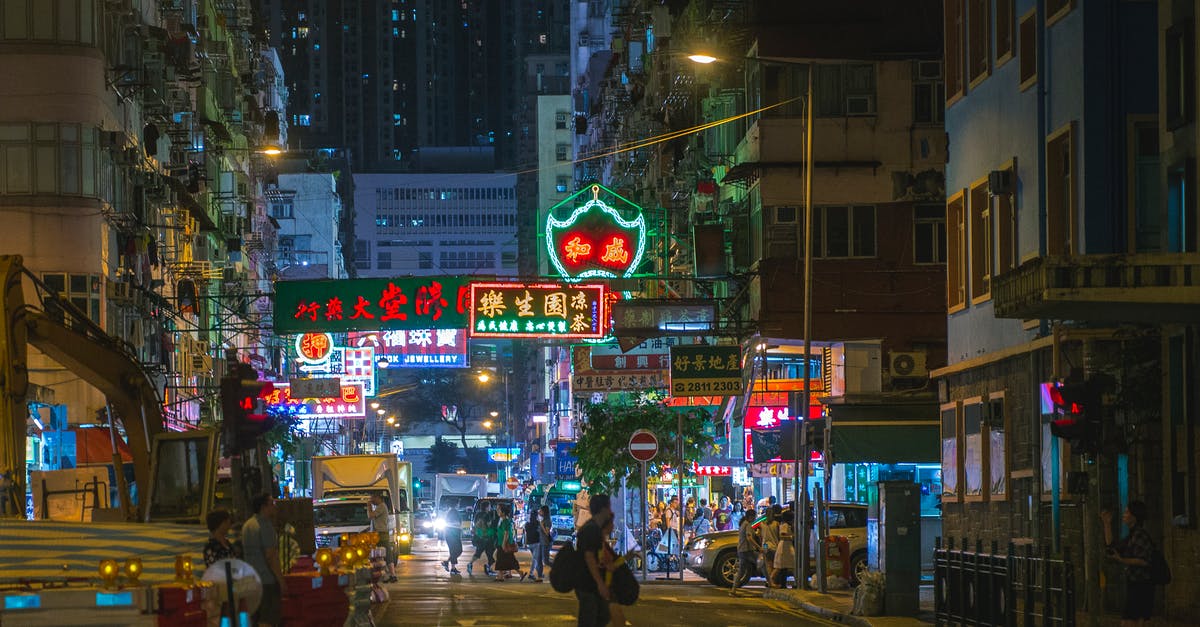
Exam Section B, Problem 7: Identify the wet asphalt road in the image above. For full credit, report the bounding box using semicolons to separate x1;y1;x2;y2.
374;537;829;626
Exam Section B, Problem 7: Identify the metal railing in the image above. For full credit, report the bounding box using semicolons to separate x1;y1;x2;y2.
935;538;1074;627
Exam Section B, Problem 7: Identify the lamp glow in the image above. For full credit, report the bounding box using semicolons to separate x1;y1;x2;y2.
687;54;718;64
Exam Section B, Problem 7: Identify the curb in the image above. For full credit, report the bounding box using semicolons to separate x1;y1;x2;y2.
763;589;874;627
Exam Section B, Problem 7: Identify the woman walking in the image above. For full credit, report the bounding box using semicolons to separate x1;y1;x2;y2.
493;503;526;582
524;507;544;582
774;511;797;589
440;506;463;575
538;505;553;580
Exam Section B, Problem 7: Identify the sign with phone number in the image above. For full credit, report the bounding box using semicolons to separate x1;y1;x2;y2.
669;345;743;397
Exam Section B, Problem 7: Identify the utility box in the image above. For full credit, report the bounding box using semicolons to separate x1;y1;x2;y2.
867;480;921;615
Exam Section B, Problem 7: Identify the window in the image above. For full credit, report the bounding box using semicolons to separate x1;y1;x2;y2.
43;272;100;323
914;204;946;264
963;399;984;500
1130;121;1162;253
1166;21;1195;130
418;252;432;269
376;251;392;270
947;192;967;311
1046;0;1073;26
805;63;876;117
555;144;569;161
555;112;569;130
1046;123;1076;256
0;123;98;197
969;179;991;302
995;163;1017;275
913;61;944;124
996;0;1014;63
1167;160;1198;253
271;201;294;219
988;394;1007;500
775;206;797;224
967;0;991;85
945;0;964;103
555;177;569;193
941;403;960;501
0;0;96;43
1018;9;1037;90
814;205;875;257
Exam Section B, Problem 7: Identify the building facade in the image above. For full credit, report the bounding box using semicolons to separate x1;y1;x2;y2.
932;0;1200;620
269;172;346;280
351;173;518;278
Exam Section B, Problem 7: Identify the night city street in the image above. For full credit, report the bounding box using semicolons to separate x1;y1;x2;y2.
1;0;1198;626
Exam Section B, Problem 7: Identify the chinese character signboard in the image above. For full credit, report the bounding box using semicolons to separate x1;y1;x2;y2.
545;184;647;280
264;383;367;419
349;329;469;368
469;282;607;339
669;345;743;397
296;333;334;365
274;276;471;335
572;371;669;392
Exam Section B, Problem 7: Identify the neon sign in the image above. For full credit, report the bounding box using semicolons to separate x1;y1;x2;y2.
349;329;469;369
274;277;471;334
468;282;608;339
264;383;367;419
295;333;334;365
545;184;646;280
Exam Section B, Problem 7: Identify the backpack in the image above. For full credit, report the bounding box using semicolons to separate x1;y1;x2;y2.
550;541;583;593
1149;546;1172;586
524;518;541;545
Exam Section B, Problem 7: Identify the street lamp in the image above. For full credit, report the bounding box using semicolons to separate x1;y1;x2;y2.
689;49;817;590
477;369;512;488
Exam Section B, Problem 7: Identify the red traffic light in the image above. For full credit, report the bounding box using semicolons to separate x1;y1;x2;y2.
1048;382;1085;414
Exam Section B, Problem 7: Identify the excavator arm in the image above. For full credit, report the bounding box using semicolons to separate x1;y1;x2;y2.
0;255;162;520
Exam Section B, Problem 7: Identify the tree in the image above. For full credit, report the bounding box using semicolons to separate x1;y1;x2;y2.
426;436;460;474
573;398;715;495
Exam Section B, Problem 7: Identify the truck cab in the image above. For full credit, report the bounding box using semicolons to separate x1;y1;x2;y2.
313;496;375;549
311;455;413;555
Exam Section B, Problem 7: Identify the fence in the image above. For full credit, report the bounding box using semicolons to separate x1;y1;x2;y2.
934;538;1075;627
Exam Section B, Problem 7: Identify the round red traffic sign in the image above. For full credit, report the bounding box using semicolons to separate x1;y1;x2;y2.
629;429;659;462
505;476;519;490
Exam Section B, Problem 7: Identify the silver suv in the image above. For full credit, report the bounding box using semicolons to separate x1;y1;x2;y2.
684;503;868;588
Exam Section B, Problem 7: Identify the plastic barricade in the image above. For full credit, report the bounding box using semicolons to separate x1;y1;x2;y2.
156;581;213;627
824;535;851;579
281;572;351;627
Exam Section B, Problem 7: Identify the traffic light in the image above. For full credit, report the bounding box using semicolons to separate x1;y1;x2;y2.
221;362;275;453
1047;379;1101;454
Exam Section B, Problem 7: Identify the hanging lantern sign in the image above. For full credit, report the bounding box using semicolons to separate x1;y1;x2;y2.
545;183;647;280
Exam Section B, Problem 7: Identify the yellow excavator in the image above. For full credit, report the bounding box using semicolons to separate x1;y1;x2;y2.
0;254;194;522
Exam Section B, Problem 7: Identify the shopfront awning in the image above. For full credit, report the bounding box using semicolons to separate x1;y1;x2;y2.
825;398;939;464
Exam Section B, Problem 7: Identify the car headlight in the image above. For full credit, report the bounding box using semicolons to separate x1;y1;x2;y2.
433;518;447;530
421;520;434;529
691;538;709;551
399;533;412;543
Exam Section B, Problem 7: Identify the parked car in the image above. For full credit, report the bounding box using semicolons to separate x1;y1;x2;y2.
685;502;868;588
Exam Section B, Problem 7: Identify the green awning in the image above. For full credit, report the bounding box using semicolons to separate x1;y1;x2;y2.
831;424;939;464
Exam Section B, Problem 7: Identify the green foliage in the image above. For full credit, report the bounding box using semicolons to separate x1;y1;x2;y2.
573;399;715;494
426;436;460;474
264;413;303;460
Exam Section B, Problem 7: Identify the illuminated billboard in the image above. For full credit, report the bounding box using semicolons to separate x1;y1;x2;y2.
274;276;471;334
349;329;469;369
264;383;367;419
545;184;646;280
468;282;608;339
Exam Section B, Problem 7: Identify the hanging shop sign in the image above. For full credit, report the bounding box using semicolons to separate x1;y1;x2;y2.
573;371;669;392
349;329;469;368
274;276;471;334
488;447;522;463
555;441;577;479
545;183;647;280
264;382;366;419
468;282;608;339
669;345;743;397
691;463;733;476
293;340;377;397
296;333;335;365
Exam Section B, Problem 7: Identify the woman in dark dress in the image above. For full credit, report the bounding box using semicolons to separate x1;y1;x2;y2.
492;503;525;582
203;509;240;566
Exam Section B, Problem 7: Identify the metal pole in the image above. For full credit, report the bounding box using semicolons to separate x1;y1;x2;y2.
641;460;649;582
676;409;683;580
796;59;816;591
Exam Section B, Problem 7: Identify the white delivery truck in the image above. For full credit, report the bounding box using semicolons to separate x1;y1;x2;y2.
433;473;487;538
312;455;413;555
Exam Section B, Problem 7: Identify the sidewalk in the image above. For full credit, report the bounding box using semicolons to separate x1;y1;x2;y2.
763;585;935;627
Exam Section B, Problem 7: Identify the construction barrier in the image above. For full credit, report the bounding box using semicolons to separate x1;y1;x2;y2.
824;535;851;580
280;572;352;627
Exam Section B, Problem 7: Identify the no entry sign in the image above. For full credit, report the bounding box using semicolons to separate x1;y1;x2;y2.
505;476;519;490
629;429;659;462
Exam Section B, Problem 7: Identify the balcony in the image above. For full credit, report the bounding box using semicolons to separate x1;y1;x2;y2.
992;253;1200;322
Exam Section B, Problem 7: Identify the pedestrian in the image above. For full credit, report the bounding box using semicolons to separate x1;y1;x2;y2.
538;505;553;574
730;509;761;596
741;487;755;514
493;503;526;582
203;508;241;567
760;504;781;587
368;494;397;583
466;502;496;577
575;494;613;627
730;501;745;529
241;492;286;626
1101;501;1158;627
774;513;796;589
525;507;544;582
715;497;733;531
692;506;712;537
598;515;627;627
440;506;463;575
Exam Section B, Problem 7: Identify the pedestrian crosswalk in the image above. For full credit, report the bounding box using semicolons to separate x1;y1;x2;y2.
0;520;206;584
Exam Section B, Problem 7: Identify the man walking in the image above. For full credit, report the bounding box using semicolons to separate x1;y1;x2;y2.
538;505;553;574
467;502;496;576
575;494;613;627
369;494;397;583
731;510;761;596
440;506;463;575
242;492;287;626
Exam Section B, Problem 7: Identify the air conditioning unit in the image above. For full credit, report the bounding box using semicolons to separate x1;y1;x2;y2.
889;351;928;379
